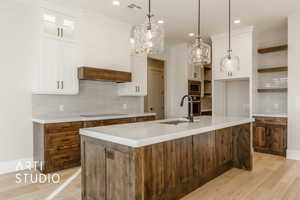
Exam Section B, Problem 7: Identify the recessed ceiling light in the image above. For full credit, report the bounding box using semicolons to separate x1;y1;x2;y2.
189;33;195;37
112;0;120;6
234;19;241;24
158;20;164;24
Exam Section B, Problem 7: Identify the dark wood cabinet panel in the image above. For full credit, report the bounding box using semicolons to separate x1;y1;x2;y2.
233;124;253;170
216;127;233;167
45;146;81;173
45;131;80;150
143;137;194;200
45;122;83;134
253;117;287;157
193;132;216;178
102;118;136;126
253;123;268;150
84;120;104;128
136;116;156;122
106;149;130;200
43;122;83;173
81;140;106;200
269;124;287;154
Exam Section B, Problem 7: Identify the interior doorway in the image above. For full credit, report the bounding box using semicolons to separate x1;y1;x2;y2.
145;58;165;120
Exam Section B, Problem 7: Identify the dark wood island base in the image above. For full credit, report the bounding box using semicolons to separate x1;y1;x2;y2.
81;123;253;200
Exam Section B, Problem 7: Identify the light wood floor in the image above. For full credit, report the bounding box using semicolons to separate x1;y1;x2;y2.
0;153;300;200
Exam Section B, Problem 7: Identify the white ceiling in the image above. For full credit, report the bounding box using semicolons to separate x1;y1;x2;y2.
51;0;299;44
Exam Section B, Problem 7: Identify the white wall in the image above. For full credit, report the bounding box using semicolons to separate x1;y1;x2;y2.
287;13;300;160
0;0;39;173
165;43;189;118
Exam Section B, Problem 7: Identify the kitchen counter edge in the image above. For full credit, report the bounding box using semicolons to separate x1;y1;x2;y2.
32;113;156;124
80;117;254;148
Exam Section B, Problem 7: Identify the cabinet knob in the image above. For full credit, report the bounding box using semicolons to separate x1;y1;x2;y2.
57;81;60;89
61;81;64;89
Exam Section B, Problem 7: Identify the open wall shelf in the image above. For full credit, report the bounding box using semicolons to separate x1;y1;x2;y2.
257;66;288;73
257;88;288;93
257;45;288;54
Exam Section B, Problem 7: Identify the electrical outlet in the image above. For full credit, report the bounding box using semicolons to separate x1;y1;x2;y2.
59;105;65;112
123;104;127;110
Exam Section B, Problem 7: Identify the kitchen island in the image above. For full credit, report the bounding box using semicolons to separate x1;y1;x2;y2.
80;116;254;200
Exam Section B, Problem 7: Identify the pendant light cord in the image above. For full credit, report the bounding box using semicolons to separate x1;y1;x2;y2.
147;0;151;28
228;0;231;54
149;0;151;16
198;0;201;38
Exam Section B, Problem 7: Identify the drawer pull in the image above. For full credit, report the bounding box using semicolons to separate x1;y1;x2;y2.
106;150;115;160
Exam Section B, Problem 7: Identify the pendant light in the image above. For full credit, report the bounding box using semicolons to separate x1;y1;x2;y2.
131;0;164;55
189;0;211;66
220;0;240;74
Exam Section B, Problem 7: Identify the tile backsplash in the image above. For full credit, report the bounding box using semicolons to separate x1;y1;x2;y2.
32;81;143;117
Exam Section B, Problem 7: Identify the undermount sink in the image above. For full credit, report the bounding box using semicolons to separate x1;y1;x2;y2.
160;120;189;125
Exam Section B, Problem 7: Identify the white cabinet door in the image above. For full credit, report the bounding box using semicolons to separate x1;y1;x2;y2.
212;27;253;81
231;34;252;78
33;8;79;95
42;10;59;39
212;38;227;80
118;55;147;96
60;41;79;94
118;83;143;96
39;36;61;93
60;15;76;42
132;55;147;96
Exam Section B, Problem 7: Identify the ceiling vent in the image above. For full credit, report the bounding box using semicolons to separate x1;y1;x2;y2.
128;3;142;10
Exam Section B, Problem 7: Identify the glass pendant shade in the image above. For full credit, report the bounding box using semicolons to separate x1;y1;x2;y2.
189;0;211;66
220;0;240;73
190;37;211;65
132;17;164;55
220;52;240;73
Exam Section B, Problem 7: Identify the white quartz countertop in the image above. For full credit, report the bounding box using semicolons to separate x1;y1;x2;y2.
80;116;254;148
32;113;156;124
252;113;288;118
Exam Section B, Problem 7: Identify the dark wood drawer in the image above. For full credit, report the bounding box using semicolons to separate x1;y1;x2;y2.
45;147;80;173
45;131;80;150
136;116;155;122
45;122;83;134
102;118;136;126
254;117;287;125
84;120;104;128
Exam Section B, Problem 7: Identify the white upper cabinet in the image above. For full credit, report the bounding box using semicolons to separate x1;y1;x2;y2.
33;8;79;95
118;55;147;96
212;26;254;80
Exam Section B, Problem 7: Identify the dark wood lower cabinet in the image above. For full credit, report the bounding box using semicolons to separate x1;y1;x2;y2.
33;115;155;173
81;123;253;200
253;117;287;157
216;127;233;167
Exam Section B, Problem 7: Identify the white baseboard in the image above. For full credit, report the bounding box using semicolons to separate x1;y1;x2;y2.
287;150;300;161
0;158;33;175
